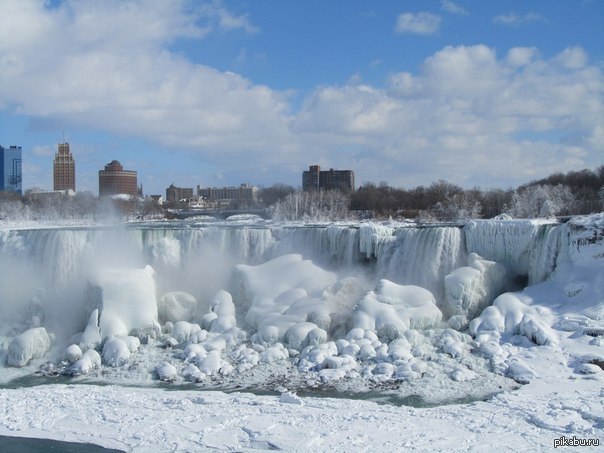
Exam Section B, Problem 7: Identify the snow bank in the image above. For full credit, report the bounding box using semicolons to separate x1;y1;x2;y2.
353;280;442;340
6;327;51;367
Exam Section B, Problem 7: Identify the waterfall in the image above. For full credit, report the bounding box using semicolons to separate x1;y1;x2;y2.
464;219;562;284
374;226;466;301
0;219;568;337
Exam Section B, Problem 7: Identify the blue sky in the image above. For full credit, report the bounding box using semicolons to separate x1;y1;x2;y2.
0;0;602;195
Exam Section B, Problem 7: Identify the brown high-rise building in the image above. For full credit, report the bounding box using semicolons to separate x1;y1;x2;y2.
302;164;355;192
98;160;138;197
53;142;75;191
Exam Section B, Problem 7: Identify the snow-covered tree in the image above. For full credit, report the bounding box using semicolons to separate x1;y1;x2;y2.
270;190;350;221
509;184;576;218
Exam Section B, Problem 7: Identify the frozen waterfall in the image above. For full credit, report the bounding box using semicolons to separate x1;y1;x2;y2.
0;220;564;341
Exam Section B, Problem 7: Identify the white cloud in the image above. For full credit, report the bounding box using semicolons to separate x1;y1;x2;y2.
294;45;604;187
0;0;288;159
494;12;543;26
441;1;467;15
395;12;441;35
0;2;601;190
201;0;260;34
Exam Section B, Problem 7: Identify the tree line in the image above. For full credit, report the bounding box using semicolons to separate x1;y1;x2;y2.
264;166;604;221
0;166;601;222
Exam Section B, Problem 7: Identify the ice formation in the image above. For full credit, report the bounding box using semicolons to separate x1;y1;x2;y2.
89;265;159;339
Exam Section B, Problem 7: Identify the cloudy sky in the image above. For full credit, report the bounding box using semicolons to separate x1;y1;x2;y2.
0;0;602;195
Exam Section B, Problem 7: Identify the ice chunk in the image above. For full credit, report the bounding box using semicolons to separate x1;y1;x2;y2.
158;291;197;323
470;292;557;346
284;322;319;350
506;359;536;384
196;350;223;375
279;392;304;405
260;343;289;363
6;327;51;367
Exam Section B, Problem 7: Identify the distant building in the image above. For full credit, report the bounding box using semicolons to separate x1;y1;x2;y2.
53;142;76;192
0;145;22;195
302;165;355;192
197;183;258;207
166;184;194;204
98;160;139;197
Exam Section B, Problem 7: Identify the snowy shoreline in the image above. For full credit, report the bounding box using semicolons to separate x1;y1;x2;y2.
1;376;602;452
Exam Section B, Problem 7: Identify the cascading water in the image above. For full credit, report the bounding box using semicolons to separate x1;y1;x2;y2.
463;219;563;284
0;220;566;337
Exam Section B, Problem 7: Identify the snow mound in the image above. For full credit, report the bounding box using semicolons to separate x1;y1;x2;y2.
6;327;51;367
353;280;442;341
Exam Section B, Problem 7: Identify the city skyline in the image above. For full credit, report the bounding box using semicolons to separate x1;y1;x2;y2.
0;1;602;196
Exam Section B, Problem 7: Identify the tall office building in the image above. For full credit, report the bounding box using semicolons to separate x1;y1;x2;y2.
98;160;138;197
166;184;194;204
302;164;355;192
0;145;23;195
53;142;76;191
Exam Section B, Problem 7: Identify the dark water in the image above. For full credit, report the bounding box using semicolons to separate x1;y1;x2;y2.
3;372;505;408
0;435;124;453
